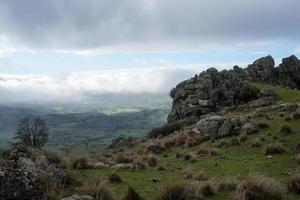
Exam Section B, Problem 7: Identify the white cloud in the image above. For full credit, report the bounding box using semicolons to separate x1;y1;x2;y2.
0;67;195;103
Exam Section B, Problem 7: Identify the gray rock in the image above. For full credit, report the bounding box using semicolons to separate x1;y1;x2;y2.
241;123;257;134
17;157;37;174
35;155;49;170
218;119;233;137
0;167;45;200
197;115;222;138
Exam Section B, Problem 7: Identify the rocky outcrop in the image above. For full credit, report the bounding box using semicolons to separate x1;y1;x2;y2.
168;55;300;123
196;115;251;138
0;167;45;200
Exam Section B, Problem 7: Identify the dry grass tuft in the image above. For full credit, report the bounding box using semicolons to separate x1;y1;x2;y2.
235;173;283;200
265;143;285;155
80;178;115;200
280;124;293;134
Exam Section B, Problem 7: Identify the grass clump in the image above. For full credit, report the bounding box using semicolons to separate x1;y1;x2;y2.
265;143;285;155
280;124;293;134
157;185;188;200
287;174;300;195
197;146;217;156
292;112;300;120
235;173;283;200
80;178;115;200
296;154;300;164
217;176;238;192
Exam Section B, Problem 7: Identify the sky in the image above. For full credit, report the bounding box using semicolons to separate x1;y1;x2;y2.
0;0;300;102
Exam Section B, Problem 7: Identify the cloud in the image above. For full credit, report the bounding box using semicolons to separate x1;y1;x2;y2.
0;0;299;53
0;67;195;103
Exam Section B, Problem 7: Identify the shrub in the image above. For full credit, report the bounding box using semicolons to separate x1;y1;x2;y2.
235;173;283;200
197;146;217;156
265;143;285;155
287;174;300;194
257;122;269;129
237;84;259;103
80;178;115;200
157;185;187;200
148;121;184;138
109;173;122;183
280;124;293;134
122;186;143;200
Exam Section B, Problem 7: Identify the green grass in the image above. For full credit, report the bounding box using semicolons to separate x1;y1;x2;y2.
254;82;300;103
65;84;300;199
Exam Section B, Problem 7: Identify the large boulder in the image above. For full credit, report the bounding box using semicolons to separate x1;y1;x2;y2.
0;168;45;200
17;157;37;174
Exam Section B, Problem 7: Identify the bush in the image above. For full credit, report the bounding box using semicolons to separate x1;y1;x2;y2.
148;121;184;138
197;146;217;156
122;186;143;200
257;122;269;129
237;84;260;103
280;124;293;134
287;174;300;194
80;178;115;200
157;185;187;200
109;173;122;183
265;143;285;155
235;173;283;200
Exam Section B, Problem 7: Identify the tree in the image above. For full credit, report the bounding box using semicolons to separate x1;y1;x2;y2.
14;117;48;148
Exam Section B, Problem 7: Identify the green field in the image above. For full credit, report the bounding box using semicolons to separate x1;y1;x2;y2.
65;84;300;199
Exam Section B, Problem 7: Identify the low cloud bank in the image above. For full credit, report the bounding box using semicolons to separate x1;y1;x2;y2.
0;67;195;103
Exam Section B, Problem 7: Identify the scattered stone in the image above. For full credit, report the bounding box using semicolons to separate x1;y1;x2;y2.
241;123;257;134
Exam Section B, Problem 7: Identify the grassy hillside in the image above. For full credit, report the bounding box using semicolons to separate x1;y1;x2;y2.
65;84;300;199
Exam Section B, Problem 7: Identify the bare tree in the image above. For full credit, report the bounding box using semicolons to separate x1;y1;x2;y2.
14;117;48;148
